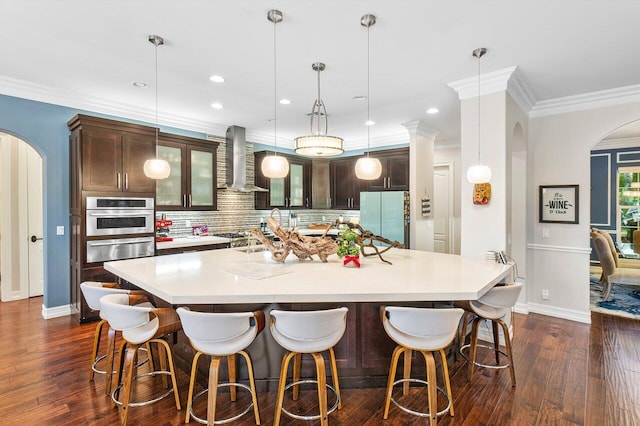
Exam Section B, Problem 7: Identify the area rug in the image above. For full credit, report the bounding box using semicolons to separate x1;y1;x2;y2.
590;274;640;319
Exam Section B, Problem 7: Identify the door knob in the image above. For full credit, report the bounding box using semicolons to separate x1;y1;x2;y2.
31;235;43;243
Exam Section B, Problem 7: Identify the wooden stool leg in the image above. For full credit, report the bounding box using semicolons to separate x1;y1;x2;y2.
383;345;405;420
311;352;328;426
119;344;139;425
156;339;181;410
292;353;302;400
274;352;296;426
438;348;454;417
403;349;412;395
207;356;222;426
145;342;155;372
89;319;107;381
104;327;117;395
328;347;342;409
423;351;438;426
498;319;517;386
157;341;169;389
227;354;237;401
492;320;501;364
469;317;481;379
185;352;204;423
111;340;128;407
240;350;261;425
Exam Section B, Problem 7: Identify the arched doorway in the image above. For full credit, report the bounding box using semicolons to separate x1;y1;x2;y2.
0;132;44;301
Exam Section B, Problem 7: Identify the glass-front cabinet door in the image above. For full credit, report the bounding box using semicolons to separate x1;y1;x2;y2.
156;134;218;211
156;144;184;206
289;163;304;207
618;167;640;243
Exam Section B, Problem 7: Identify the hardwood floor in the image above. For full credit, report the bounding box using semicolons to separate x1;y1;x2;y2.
1;297;639;425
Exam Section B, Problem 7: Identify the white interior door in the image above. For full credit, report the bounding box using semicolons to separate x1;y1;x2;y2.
434;164;453;253
27;147;43;297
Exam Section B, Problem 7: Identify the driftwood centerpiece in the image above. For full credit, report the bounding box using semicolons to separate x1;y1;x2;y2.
252;217;338;263
322;220;404;265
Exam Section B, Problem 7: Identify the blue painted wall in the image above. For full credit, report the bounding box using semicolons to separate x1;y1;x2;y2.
0;94;204;309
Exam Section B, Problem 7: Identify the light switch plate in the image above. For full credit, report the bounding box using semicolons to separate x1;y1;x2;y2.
56;226;64;235
542;228;550;238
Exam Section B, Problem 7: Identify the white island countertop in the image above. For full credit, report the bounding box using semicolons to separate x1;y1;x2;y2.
104;248;512;305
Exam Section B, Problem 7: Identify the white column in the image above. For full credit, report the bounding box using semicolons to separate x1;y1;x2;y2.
403;120;439;251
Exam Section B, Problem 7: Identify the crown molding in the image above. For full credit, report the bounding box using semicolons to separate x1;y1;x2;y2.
447;66;518;100
0;75;225;135
507;67;537;113
401;120;440;140
530;83;640;118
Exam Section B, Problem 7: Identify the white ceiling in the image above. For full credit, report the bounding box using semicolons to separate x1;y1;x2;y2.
2;0;640;150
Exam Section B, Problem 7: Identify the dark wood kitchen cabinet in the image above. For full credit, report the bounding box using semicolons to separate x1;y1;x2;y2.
68;114;156;194
254;151;312;209
365;147;410;191
155;133;219;211
68;114;158;322
330;156;366;209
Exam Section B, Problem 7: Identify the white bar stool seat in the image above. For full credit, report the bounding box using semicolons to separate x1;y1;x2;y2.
177;307;265;425
457;282;523;386
381;306;463;426
100;293;182;425
270;307;348;426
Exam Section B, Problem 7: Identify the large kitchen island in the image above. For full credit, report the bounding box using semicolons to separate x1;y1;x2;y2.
105;247;512;388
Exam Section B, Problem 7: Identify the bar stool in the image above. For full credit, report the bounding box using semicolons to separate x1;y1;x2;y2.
100;293;182;425
270;307;348;426
457;282;523;386
177;307;265;425
381;306;463;426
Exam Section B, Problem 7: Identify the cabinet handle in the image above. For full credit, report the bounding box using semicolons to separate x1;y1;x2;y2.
124;173;129;189
328;197;331;207
183;194;187;208
116;173;121;189
305;197;309;208
388;177;391;188
188;194;192;208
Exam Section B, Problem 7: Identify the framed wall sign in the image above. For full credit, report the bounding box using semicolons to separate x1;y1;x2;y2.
539;185;579;224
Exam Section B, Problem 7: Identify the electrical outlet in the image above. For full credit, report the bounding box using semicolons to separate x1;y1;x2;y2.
185;220;191;227
541;289;550;300
542;228;550;238
56;226;64;235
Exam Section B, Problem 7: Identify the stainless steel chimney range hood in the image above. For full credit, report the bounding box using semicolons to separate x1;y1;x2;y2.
218;125;268;192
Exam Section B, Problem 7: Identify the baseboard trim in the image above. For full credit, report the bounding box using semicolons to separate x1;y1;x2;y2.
528;302;591;324
41;304;73;319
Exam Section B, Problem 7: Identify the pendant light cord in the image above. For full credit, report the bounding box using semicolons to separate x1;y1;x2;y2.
273;18;277;151
316;66;321;136
366;22;371;158
477;50;481;164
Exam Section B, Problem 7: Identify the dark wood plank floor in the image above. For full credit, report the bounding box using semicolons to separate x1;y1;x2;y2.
1;296;639;425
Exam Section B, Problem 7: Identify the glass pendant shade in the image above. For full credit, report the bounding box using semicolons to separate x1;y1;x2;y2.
261;154;289;179
143;158;171;179
354;156;382;180
294;135;344;156
466;164;492;184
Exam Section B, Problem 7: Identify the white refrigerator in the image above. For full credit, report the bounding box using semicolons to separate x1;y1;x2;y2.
359;191;410;248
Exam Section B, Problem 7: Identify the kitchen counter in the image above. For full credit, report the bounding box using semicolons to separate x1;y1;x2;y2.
105;248;512;305
155;235;231;250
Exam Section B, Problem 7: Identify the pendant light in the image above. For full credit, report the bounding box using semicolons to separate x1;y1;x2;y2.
143;35;171;180
294;62;344;156
466;47;492;184
355;14;382;180
260;9;290;179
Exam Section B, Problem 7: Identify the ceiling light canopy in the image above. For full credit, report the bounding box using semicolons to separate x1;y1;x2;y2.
143;35;171;180
260;9;290;179
466;47;492;184
210;102;223;109
355;14;382;180
209;75;225;83
294;62;344;157
427;107;439;114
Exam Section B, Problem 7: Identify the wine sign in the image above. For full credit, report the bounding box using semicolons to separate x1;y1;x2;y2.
539;185;579;224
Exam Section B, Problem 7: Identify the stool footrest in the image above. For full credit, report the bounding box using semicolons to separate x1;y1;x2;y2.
111;371;174;407
281;379;339;421
459;343;511;370
390;378;450;418
189;382;254;425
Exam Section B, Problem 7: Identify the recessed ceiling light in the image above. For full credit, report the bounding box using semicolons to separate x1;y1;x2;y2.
279;99;291;105
353;95;367;101
427;107;439;114
209;75;225;83
132;82;148;88
365;120;375;126
211;102;224;109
